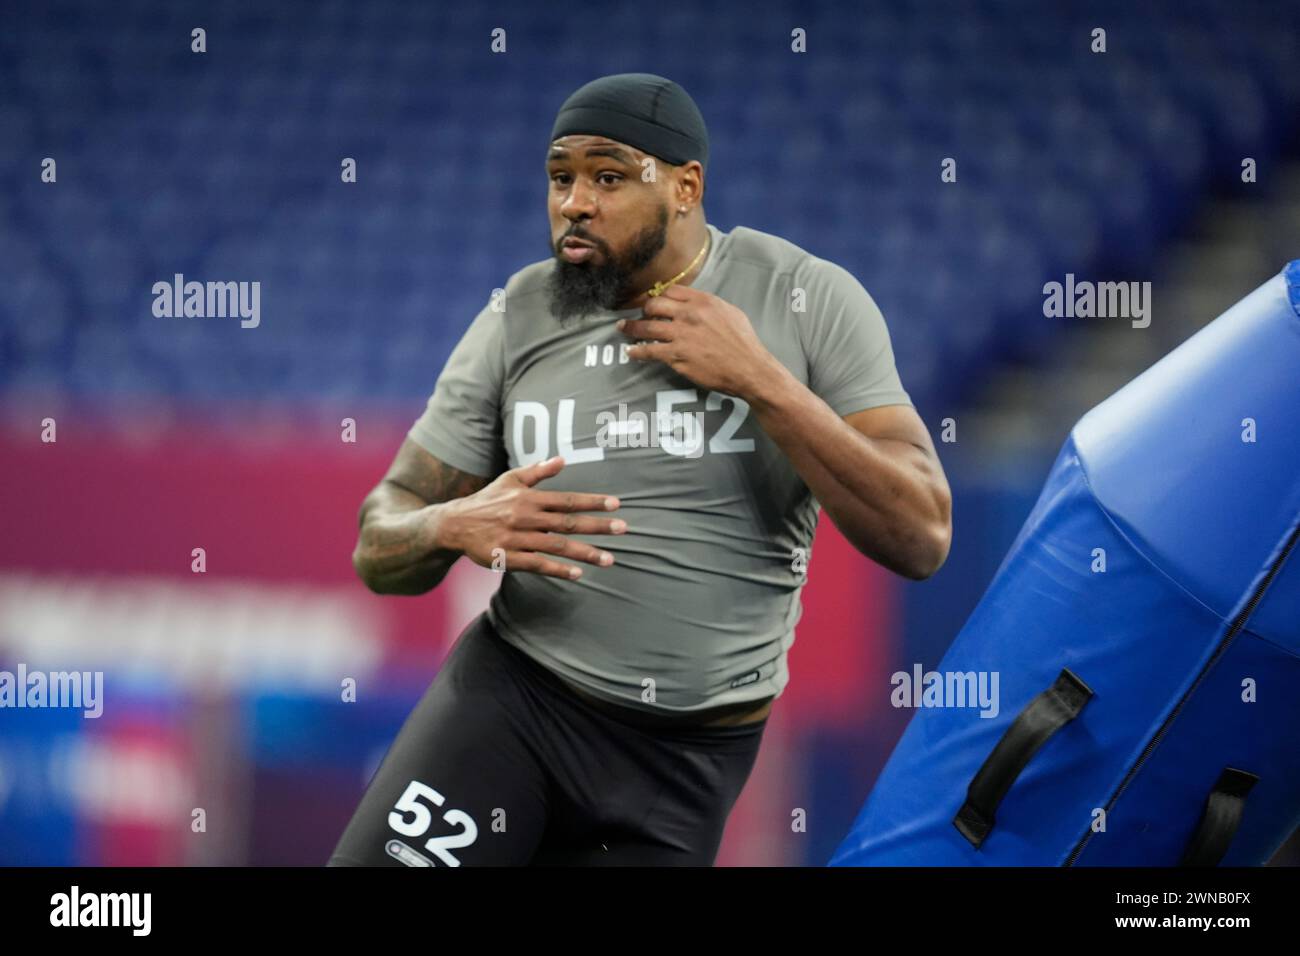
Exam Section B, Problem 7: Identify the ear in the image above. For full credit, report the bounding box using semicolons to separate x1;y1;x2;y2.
674;160;705;210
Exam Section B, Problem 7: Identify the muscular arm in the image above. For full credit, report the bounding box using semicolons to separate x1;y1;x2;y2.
351;438;492;595
748;365;952;580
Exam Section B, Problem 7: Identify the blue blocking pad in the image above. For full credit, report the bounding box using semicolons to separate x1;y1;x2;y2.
830;261;1300;867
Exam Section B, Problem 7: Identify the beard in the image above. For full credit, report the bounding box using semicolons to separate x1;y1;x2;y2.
546;203;669;324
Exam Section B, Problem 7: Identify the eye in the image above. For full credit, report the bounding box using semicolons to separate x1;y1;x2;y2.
548;170;622;187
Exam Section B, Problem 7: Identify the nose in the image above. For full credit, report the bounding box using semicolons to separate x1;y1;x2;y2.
559;181;599;222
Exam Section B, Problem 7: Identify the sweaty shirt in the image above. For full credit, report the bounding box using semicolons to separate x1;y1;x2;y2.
408;221;912;714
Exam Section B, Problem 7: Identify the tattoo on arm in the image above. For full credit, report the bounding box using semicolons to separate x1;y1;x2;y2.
390;456;490;507
353;443;496;593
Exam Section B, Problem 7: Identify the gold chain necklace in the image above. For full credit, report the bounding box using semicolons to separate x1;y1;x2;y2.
644;233;711;298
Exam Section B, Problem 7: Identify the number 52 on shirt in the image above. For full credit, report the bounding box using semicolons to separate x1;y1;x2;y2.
508;388;755;464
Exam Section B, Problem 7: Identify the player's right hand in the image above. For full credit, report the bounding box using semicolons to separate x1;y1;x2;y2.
442;456;626;580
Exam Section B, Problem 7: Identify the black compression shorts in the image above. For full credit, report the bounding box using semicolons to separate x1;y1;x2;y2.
327;610;768;866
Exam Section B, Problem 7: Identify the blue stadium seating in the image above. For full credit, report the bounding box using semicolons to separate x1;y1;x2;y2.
1;0;1296;414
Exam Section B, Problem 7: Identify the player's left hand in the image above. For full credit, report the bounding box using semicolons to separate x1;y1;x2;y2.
617;285;781;399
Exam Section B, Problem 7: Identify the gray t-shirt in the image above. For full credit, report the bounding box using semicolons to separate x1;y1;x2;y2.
408;221;912;713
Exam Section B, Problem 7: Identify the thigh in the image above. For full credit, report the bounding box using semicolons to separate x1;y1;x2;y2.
532;717;768;867
327;615;552;867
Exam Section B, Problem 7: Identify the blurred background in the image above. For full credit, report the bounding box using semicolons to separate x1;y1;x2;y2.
1;0;1297;865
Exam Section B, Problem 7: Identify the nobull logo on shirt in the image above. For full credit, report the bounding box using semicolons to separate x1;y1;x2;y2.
152;273;260;328
584;342;633;366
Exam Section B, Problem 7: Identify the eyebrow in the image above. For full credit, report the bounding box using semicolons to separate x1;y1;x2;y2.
546;146;637;166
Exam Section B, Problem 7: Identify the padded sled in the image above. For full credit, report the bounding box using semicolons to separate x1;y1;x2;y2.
830;261;1300;866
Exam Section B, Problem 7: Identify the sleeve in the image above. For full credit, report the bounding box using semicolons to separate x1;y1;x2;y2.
795;256;913;417
407;301;508;478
